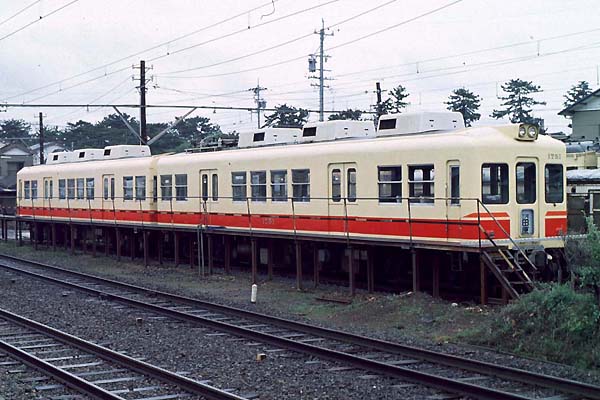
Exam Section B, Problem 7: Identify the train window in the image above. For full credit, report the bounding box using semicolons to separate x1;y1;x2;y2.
86;178;95;200
103;177;109;200
481;164;508;204
175;174;187;201
331;169;341;202
202;174;209;201
545;164;564;203
409;165;435;204
31;180;38;199
135;176;146;201
18;180;22;200
292;169;310;202
110;178;115;200
271;170;287;201
76;178;85;199
59;179;66;199
212;174;218;201
44;180;49;199
450;166;460;205
348;168;357;202
379;118;396;130
251;171;267;201
378;166;402;203
67;179;75;199
516;163;536;204
160;175;172;201
24;181;30;200
152;176;157;202
123;176;133;200
49;180;53;199
232;172;247;201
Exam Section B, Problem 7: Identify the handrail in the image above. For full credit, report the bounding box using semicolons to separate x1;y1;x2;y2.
477;199;538;273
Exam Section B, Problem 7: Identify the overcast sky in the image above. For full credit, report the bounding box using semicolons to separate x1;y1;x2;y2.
1;0;599;136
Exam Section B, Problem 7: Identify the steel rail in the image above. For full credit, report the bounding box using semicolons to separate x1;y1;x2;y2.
1;254;599;399
0;306;246;400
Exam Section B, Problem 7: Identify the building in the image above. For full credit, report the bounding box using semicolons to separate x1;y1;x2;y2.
29;141;66;165
559;88;600;142
0;143;33;213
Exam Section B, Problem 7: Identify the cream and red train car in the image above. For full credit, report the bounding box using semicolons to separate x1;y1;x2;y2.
16;112;567;258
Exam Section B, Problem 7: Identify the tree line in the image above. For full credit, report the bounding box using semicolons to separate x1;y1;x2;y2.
0;80;592;153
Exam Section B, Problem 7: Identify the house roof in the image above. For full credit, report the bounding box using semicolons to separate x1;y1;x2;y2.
559;87;600;116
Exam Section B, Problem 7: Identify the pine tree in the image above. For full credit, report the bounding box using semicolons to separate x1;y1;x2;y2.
388;85;410;113
563;81;592;108
328;109;362;121
491;79;546;124
445;88;481;127
263;104;309;128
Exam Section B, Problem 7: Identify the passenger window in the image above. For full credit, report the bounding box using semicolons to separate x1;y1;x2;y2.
378;166;402;203
152;176;157;202
292;169;310;202
450;166;460;205
123;176;133;200
212;174;218;201
76;178;85;199
202;174;209;201
31;180;38;200
110;178;115;200
482;164;508;204
516;163;536;204
331;169;341;202
67;179;75;199
347;168;357;202
86;178;95;200
18;180;22;200
175;174;187;201
49;180;53;199
232;172;247;201
251;171;267;201
44;180;49;199
103;177;109;200
135;176;145;200
24;181;30;200
545;164;564;203
409;165;434;204
59;179;66;199
271;170;287;202
160;175;172;201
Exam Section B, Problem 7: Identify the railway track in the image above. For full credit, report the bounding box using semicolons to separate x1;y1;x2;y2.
0;253;599;400
0;306;246;400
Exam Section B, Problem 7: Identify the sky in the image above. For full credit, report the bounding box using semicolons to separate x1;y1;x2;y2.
1;0;599;137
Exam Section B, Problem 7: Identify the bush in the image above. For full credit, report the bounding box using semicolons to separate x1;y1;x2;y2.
466;284;600;369
566;218;600;305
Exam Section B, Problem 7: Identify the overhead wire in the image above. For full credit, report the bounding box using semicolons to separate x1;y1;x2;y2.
0;0;42;28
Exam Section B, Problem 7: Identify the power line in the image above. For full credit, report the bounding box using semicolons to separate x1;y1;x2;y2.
0;0;79;43
0;0;41;28
3;0;285;101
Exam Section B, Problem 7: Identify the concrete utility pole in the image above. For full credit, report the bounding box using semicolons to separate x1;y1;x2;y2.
133;60;152;144
309;19;333;122
249;82;267;128
375;82;383;127
38;112;44;165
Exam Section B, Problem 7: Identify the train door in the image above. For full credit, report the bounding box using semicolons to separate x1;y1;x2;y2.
515;157;539;239
42;177;53;209
445;161;461;239
327;163;357;234
102;174;115;219
199;169;218;222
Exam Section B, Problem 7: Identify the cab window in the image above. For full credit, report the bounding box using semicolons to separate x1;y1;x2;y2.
545;164;564;203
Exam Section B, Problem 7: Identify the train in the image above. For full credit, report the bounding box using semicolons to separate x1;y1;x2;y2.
16;111;567;267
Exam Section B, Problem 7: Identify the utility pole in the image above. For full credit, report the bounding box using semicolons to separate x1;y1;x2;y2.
375;82;383;127
249;81;267;129
133;60;152;144
309;19;333;121
38;112;44;165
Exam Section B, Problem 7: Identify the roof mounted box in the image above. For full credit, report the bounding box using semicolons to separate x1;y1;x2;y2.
74;148;103;162
237;128;301;148
377;112;465;137
102;145;151;159
300;120;374;143
47;151;76;164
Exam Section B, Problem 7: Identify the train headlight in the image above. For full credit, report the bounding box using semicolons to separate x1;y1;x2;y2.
527;125;537;138
518;126;526;138
517;124;539;141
